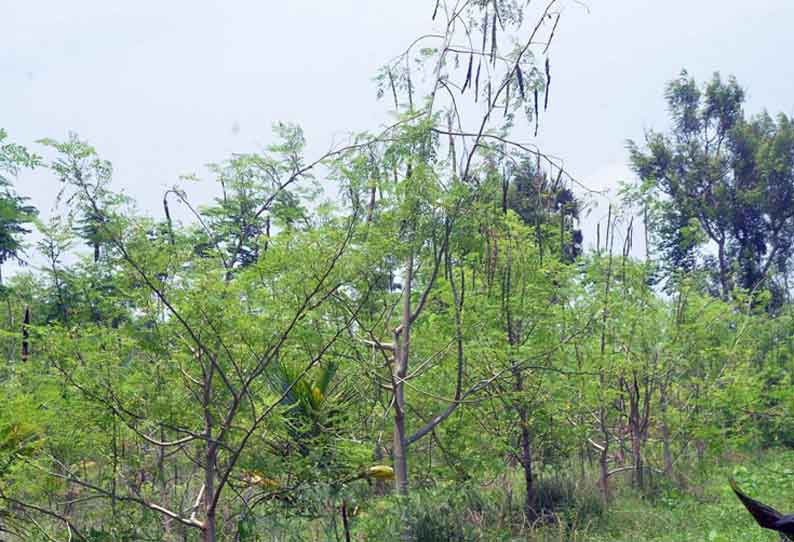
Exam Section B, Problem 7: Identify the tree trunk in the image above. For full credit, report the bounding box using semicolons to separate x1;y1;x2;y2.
616;426;626;466
695;440;705;464
631;427;643;490
659;382;673;476
512;366;535;522
341;501;352;542
599;444;610;505
598;206;614;506
203;444;217;542
598;407;610;506
520;418;534;522
366;184;377;224
392;250;413;496
717;240;730;300
693;384;705;465
392;397;408;496
627;384;643;490
203;363;217;542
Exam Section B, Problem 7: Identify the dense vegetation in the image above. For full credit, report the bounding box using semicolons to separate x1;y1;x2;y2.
3;2;794;541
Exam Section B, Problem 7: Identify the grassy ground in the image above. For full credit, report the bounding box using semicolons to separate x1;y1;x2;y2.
562;449;794;542
268;449;794;541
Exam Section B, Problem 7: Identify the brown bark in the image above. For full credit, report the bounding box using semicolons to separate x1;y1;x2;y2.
717;239;730;300
341;501;352;542
392;250;413;496
597;206;614;506
513;367;535;522
659;381;673;476
630;428;643;489
626;364;654;490
598;434;610;505
203;366;217;542
366;184;377;224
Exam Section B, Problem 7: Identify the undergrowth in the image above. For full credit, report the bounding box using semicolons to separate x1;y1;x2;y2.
249;449;794;541
347;449;794;541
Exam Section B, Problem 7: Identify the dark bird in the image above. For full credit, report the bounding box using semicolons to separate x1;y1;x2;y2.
730;478;794;541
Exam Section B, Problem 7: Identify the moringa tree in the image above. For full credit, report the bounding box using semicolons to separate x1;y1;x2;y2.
357;0;574;499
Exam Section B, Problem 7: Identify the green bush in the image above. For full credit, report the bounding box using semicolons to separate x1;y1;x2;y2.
530;475;604;527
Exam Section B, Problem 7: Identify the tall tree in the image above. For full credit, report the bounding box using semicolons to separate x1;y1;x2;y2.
364;0;569;503
627;71;794;307
39;134;119;264
0;130;39;284
506;157;583;262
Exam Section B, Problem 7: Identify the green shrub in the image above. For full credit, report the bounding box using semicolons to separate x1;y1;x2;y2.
530;475;604;526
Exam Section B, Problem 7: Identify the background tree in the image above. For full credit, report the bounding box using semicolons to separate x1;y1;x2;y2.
0;130;39;285
39;134;119;264
628;71;794;308
506;157;583;262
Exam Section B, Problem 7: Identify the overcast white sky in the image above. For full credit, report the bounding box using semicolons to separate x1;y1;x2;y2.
3;0;794;252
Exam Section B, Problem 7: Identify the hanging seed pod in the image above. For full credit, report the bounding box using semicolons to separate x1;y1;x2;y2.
490;14;498;64
502;176;508;214
21;305;30;361
516;66;526;100
481;10;488;55
487;81;492;106
448;113;456;173
407;71;414;109
474;60;481;101
597;222;601;253
387;69;399;109
504;77;510;117
482;9;488;53
163;194;175;246
462;53;473;93
493;0;503;29
553;166;563;192
432;0;440;20
544;57;551;110
534;87;539;136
